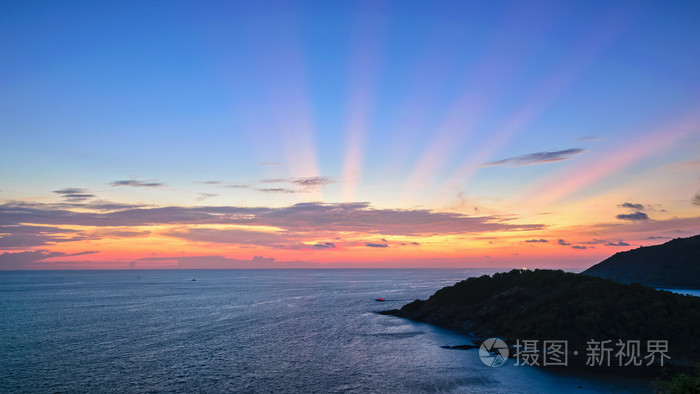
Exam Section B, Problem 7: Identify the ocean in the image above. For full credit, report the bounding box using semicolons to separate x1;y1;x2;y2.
0;269;652;393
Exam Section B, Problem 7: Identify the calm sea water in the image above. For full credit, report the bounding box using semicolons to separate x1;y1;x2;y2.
0;269;652;393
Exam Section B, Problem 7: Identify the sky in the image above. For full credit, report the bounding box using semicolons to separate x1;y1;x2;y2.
1;0;700;270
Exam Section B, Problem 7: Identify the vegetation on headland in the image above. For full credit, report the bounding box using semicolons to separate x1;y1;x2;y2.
381;269;700;366
664;364;700;393
583;234;700;289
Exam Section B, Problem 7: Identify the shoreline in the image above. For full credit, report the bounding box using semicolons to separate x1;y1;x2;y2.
380;308;695;380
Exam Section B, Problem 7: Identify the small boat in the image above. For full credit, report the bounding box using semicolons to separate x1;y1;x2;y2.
375;298;385;302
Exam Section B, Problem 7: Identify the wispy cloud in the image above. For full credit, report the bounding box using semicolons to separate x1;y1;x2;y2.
257;188;297;194
69;201;150;211
572;245;587;249
0;200;548;251
558;239;571;246
293;176;334;188
525;239;548;243
163;228;301;249
53;188;95;202
365;242;388;248
616;201;653;221
0;201;546;236
619;202;645;211
483;148;585;167
605;241;630;246
0;249;99;269
92;230;150;238
202;177;335;194
196;193;218;202
0;222;153;248
616;211;649;221
0;224;82;248
0;250;65;266
261;179;288;184
110;180;165;188
258;176;335;193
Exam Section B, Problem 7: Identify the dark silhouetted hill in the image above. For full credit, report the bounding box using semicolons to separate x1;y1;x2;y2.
381;269;700;365
583;235;700;289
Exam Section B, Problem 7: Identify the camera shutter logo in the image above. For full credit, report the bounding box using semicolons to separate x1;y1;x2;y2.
479;338;509;367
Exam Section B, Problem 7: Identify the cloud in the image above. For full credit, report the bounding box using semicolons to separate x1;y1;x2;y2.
258;176;335;193
0;202;221;227
68;201;150;211
571;245;587;249
558;239;571;246
53;188;95;202
0;225;84;248
605;241;630;246
585;216;700;238
616;211;649;221
292;176;334;187
0;250;99;269
163;228;300;248
257;188;297;194
251;255;275;264
31;199;149;212
0;213;157;247
619;202;645;211
525;239;548;243
578;136;600;141
248;203;544;236
483;148;585;167
196;193;218;202
578;239;611;245
62;250;100;257
365;242;388;248
53;188;88;195
313;242;335;248
0;225;76;234
92;230;150;239
261;179;288;184
0;201;545;237
694;194;700;205
0;250;64;266
110;180;165;188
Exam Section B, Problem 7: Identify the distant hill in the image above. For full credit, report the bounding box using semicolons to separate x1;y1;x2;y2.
382;269;700;366
583;235;700;289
